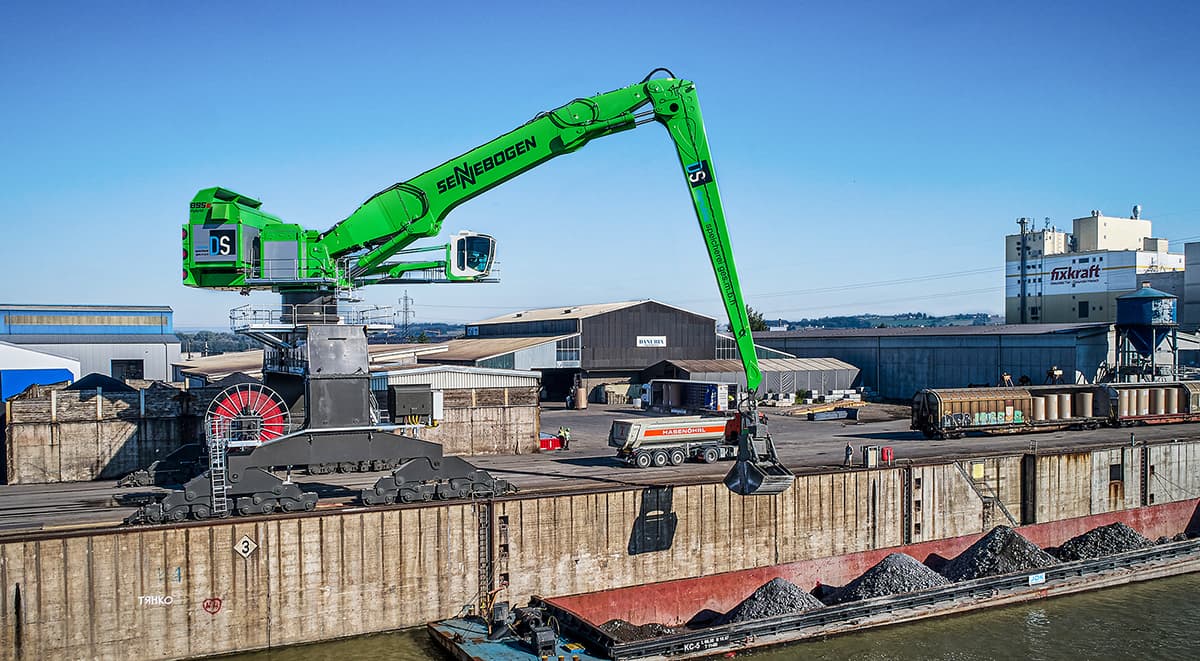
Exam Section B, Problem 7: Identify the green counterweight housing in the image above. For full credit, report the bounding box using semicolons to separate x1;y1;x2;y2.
180;69;792;496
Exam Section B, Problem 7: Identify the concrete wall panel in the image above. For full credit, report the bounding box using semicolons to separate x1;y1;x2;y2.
1147;442;1200;505
1034;451;1093;521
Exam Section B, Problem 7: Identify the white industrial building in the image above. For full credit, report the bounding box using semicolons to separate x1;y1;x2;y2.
0;341;81;401
1005;209;1186;324
0;305;181;381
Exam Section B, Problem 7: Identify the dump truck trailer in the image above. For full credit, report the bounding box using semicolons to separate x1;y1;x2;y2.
609;415;738;468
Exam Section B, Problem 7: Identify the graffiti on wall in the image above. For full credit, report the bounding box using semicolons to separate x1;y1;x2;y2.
942;407;1025;428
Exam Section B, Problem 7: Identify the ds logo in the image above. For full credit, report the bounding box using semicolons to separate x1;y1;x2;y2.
209;229;236;256
686;160;713;188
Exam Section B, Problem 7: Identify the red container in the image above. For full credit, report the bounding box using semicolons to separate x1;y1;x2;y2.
881;446;894;463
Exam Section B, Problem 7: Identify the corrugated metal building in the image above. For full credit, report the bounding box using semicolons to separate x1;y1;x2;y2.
0;305;181;381
642;358;860;394
753;324;1114;400
0;341;81;401
419;336;575;371
465;300;716;365
370;364;541;391
452;300;718;398
371;364;542;455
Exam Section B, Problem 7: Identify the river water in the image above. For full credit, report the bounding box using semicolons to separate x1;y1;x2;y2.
233;572;1200;661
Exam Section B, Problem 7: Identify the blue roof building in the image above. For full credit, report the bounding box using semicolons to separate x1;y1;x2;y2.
0;304;181;381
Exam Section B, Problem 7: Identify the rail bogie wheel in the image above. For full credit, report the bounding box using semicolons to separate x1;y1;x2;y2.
282;499;305;512
652;451;669;468
669;449;686;466
206;383;291;449
634;452;652;469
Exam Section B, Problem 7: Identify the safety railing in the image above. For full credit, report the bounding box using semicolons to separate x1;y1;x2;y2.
240;258;341;284
263;346;307;374
229;304;394;330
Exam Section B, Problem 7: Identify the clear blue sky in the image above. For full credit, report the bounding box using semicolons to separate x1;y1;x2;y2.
2;1;1198;328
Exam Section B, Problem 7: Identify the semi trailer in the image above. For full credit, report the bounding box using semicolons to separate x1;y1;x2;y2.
610;415;741;468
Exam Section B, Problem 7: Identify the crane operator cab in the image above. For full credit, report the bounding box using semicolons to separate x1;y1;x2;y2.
447;231;496;280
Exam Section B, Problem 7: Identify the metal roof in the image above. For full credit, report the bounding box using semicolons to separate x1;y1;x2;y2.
371;364;541;390
661;358;858;373
3;333;182;344
1117;286;1175;299
927;387;1035;402
419;335;575;362
0;340;80;363
174;343;447;381
0;304;173;312
754;323;1112;339
470;299;715;325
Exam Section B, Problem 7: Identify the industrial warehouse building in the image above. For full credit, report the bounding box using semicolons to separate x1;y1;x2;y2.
371;364;542;455
433;300;720;398
1005;210;1190;324
428;300;796;401
0;304;181;382
754;324;1115;401
641;358;860;394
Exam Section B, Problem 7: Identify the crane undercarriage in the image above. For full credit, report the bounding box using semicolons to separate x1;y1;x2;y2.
126;305;513;525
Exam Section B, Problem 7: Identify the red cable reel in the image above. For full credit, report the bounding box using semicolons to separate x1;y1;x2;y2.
205;383;291;450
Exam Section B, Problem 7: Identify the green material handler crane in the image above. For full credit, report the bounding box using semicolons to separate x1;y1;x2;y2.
180;68;792;501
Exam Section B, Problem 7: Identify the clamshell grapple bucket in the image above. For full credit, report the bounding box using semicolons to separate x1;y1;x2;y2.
723;429;794;496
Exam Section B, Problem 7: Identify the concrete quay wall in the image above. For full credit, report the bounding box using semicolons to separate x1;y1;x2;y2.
3;440;1200;660
3;385;540;485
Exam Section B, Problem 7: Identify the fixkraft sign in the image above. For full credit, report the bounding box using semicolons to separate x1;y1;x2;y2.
637;336;667;348
1049;263;1101;285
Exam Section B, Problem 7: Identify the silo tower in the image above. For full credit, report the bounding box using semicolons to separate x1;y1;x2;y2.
1115;283;1179;382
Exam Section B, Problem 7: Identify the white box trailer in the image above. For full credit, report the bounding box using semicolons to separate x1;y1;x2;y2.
609;415;738;468
643;379;736;412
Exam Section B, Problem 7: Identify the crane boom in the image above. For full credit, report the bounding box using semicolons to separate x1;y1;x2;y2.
181;70;791;495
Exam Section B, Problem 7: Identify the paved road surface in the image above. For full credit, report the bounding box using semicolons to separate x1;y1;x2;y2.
2;403;1196;537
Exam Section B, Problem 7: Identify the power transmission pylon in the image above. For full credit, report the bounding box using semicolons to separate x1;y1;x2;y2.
398;290;416;341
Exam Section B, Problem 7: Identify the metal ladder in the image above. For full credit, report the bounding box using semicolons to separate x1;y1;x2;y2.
475;499;494;615
208;420;230;517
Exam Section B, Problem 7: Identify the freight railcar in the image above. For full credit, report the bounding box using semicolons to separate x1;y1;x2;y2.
911;382;1200;439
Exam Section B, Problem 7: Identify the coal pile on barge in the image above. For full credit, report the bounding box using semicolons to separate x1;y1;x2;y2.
1052;523;1152;561
718;577;825;624
940;525;1057;581
599;618;680;643
824;553;949;604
